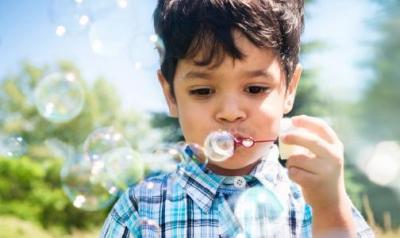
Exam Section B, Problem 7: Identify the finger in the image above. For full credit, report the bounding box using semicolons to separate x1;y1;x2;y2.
287;166;319;188
286;153;324;175
281;129;337;160
291;115;339;144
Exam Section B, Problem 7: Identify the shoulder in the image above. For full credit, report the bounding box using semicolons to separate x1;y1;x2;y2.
113;172;184;218
100;173;181;237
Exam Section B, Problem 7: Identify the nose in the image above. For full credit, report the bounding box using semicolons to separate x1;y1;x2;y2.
215;94;246;123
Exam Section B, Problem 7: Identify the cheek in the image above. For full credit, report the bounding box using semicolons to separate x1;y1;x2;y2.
254;100;285;136
178;107;210;144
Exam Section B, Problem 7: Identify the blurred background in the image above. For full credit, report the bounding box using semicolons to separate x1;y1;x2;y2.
0;0;399;237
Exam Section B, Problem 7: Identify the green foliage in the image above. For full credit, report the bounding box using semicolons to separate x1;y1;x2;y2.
359;1;400;142
0;216;53;238
0;156;108;232
348;0;400;229
0;61;159;232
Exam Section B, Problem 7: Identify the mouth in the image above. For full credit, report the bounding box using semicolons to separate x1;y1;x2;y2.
225;128;253;140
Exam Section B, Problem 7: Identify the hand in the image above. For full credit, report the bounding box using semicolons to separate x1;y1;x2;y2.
281;115;357;237
280;115;347;210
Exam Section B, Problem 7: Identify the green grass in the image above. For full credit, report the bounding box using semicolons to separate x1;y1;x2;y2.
0;216;100;238
1;215;399;238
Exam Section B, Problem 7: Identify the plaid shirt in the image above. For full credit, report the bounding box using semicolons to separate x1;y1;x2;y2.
100;145;374;238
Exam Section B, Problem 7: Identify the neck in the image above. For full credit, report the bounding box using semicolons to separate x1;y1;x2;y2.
205;160;260;176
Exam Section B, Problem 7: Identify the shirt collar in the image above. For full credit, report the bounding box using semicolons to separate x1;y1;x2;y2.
175;144;283;213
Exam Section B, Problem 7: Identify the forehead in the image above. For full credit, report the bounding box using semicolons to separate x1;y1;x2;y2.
175;33;283;80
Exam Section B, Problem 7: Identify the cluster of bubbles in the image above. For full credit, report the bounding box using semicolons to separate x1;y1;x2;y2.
60;127;185;211
49;0;165;69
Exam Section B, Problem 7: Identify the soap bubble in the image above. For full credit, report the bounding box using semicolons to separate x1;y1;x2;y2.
130;33;166;71
34;72;85;124
234;186;286;237
104;147;144;189
88;3;137;56
83;127;144;189
0;135;26;158
144;145;183;175
61;155;118;211
204;130;235;162
48;0;91;35
84;127;129;161
78;0;116;18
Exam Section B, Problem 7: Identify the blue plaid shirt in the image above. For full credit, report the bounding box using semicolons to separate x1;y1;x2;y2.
100;145;374;237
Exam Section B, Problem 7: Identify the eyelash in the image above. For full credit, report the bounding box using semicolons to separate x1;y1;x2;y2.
189;88;214;96
245;86;269;94
189;86;269;97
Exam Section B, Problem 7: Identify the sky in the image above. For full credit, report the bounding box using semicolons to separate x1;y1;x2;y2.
0;0;380;113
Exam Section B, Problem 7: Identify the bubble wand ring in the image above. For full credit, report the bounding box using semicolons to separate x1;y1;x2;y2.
233;136;277;149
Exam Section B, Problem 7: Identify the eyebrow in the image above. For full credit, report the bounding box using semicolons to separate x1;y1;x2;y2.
183;68;275;81
183;71;213;80
242;68;274;80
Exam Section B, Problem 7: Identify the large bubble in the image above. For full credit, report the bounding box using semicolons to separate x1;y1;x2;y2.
83;127;144;189
234;186;286;237
60;155;118;211
130;33;165;71
88;3;137;56
84;127;129;161
104;146;144;189
0;135;26;158
34;72;85;124
78;0;117;18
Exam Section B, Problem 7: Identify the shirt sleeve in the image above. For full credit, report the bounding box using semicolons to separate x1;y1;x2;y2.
352;206;375;238
299;203;375;238
99;190;142;238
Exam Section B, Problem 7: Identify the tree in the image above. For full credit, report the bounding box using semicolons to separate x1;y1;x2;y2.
354;0;400;229
0;61;158;232
359;0;400;141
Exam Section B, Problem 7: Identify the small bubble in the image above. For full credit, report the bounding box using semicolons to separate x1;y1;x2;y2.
204;130;235;162
234;187;286;237
0;135;27;158
34;72;85;123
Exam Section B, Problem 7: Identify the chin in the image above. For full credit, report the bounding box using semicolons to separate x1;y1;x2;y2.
213;152;261;170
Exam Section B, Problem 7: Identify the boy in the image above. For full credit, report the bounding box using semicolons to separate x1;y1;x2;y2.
101;0;374;237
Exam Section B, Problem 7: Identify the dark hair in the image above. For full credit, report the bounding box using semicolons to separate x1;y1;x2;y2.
153;0;304;97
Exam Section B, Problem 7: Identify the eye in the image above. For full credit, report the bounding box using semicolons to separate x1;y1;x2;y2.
245;86;269;94
189;87;214;97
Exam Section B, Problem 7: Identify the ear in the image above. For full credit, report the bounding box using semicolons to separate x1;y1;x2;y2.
157;70;178;117
283;64;302;114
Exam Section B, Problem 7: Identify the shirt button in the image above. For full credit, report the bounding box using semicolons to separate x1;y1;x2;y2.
233;176;246;188
266;174;274;182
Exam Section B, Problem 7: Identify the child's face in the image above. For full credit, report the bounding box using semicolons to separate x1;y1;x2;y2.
158;32;301;172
